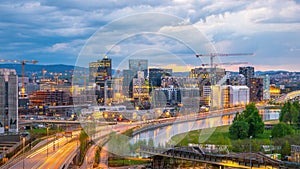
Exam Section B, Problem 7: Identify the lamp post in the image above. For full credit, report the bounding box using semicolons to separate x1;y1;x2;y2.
22;137;25;169
269;135;273;156
250;136;252;169
47;127;49;158
3;146;5;163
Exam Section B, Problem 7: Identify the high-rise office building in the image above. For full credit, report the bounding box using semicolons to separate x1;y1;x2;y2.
95;56;112;105
149;68;172;88
122;69;135;97
89;60;102;83
259;75;270;100
122;59;148;98
0;69;18;133
249;77;264;102
239;66;254;87
129;59;148;78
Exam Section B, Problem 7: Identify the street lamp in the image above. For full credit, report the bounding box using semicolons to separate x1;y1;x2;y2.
250;136;252;169
3;146;6;163
22;137;25;169
269;135;273;156
46;127;49;158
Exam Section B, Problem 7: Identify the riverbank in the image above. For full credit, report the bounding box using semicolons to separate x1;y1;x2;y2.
171;125;300;155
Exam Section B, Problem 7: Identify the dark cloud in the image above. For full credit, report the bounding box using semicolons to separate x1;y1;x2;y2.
0;0;299;70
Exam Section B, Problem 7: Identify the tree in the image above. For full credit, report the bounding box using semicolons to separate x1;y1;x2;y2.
246;110;264;137
279;102;290;122
271;122;294;138
281;140;291;157
230;103;264;139
242;103;264;137
229;121;249;139
280;102;299;124
242;103;258;119
148;138;154;147
79;130;89;164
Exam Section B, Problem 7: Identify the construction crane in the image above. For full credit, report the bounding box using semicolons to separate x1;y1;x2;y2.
0;59;38;97
195;53;253;111
195;53;254;85
201;61;249;67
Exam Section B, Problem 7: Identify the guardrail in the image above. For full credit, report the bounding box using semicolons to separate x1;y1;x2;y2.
140;146;294;168
0;137;54;169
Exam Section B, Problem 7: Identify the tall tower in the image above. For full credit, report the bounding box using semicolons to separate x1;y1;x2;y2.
0;69;18;133
95;56;112;105
129;59;148;78
239;66;254;87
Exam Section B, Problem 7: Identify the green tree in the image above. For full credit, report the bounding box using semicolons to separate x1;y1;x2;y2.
229;121;249;139
79;130;89;164
94;146;101;164
242;103;264;137
271;122;294;138
246;110;264;137
280;102;299;124
242;103;258;119
148;138;154;147
281;140;291;157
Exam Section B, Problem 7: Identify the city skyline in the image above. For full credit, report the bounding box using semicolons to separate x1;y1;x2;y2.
0;1;299;71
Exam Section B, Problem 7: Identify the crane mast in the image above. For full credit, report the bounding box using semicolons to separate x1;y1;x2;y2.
0;59;38;98
195;53;253;110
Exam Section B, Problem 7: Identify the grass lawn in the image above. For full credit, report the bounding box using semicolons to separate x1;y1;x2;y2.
171;124;300;154
171;125;231;146
171;125;276;146
108;158;150;167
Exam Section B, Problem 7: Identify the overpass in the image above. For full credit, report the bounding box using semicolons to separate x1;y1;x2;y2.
19;119;116;125
140;146;299;169
276;90;300;103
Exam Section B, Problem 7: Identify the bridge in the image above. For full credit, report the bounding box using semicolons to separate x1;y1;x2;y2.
276;90;300;103
19;119;116;126
140;146;300;169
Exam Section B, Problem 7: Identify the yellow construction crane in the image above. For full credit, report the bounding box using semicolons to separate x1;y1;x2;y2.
0;59;38;97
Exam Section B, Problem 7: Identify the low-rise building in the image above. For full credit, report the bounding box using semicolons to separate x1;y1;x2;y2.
291;145;300;163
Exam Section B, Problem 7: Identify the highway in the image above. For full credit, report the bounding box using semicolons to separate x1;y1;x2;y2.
80;144;97;169
8;137;71;169
4;131;80;169
37;141;78;169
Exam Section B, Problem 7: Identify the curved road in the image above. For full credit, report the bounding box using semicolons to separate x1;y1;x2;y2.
37;141;78;169
81;145;97;169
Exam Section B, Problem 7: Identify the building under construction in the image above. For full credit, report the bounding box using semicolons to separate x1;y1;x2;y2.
0;69;18;134
28;90;71;107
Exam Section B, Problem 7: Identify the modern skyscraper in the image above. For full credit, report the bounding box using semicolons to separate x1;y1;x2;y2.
129;59;148;78
89;60;102;83
249;77;264;102
149;68;172;88
122;59;148;98
239;66;254;87
0;69;18;133
259;75;270;100
95;56;112;105
122;69;135;97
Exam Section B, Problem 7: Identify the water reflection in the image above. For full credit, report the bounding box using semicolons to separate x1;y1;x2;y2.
130;115;236;147
130;108;279;148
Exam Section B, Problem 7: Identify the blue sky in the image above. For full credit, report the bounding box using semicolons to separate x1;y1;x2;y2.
0;0;299;71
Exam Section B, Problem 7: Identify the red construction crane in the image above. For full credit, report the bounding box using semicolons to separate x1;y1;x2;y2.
0;59;38;97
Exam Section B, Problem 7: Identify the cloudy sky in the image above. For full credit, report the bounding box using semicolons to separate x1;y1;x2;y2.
0;0;299;71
